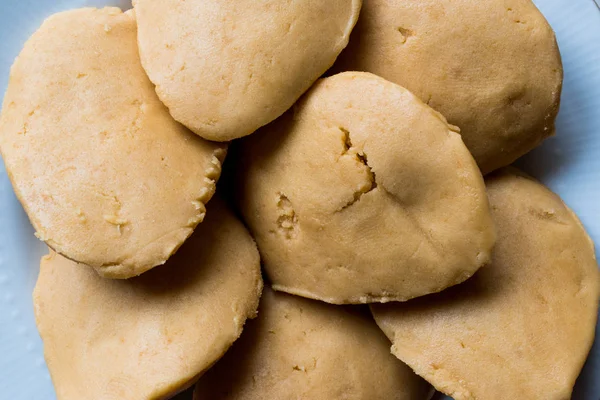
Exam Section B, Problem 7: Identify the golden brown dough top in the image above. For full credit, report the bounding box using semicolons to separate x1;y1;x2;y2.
194;287;431;400
133;0;362;141
34;199;263;400
334;0;563;173
372;168;600;400
237;72;495;304
0;8;226;278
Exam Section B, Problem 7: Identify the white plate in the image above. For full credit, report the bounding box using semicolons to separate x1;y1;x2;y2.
0;1;598;399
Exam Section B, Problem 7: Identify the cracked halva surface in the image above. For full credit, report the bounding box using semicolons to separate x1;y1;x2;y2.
371;168;600;400
33;199;263;400
194;287;431;400
0;8;226;278
132;0;362;141
333;0;563;174
236;72;496;304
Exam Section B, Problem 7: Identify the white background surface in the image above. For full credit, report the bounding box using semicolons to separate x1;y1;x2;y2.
0;1;598;399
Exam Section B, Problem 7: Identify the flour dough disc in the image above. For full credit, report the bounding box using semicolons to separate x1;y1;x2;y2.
33;199;263;400
0;8;226;278
236;72;496;304
334;0;563;174
132;0;362;141
371;168;600;400
193;287;431;400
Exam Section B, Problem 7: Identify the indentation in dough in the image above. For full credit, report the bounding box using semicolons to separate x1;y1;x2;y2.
506;8;527;25
276;193;298;239
129;100;147;132
397;27;414;44
528;207;567;225
506;90;531;108
75;208;87;223
17;107;40;135
338;127;377;211
18;122;28;135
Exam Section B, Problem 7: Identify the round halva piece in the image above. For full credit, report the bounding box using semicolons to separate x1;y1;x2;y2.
0;8;226;278
236;72;496;304
333;0;563;174
33;199;263;400
132;0;362;141
371;168;600;400
193;287;431;400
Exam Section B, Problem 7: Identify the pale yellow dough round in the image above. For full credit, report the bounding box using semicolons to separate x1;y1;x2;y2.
132;0;362;141
371;168;600;400
236;72;496;304
33;199;263;400
0;8;226;278
193;287;431;400
334;0;563;174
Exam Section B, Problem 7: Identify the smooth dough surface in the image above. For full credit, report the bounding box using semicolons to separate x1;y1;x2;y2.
0;8;226;278
236;72;495;304
132;0;362;141
333;0;563;174
371;168;600;400
33;199;263;400
193;287;431;400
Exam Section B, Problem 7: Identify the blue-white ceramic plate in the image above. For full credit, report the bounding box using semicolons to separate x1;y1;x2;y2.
0;1;598;399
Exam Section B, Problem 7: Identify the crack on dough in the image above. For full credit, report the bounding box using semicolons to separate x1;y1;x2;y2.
97;191;127;234
81;185;128;234
103;214;129;234
291;357;318;373
276;193;298;239
338;127;377;212
397;27;414;44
